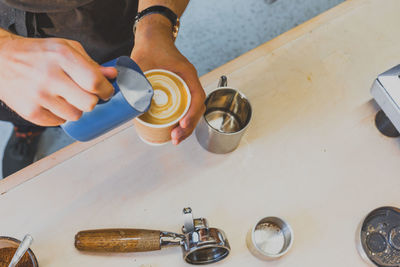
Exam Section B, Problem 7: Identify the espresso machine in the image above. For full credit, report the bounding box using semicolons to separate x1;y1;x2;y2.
371;64;400;137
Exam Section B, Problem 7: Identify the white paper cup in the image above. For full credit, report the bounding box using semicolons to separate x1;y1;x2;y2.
133;69;191;145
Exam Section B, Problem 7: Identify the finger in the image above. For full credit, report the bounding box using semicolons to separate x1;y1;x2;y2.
178;71;206;130
100;66;118;79
171;126;193;145
41;94;83;121
51;71;99;112
25;107;66;127
66;43;117;80
53;43;114;100
180;90;206;129
168;68;206;144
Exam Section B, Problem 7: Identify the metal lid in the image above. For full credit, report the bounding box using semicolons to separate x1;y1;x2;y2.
115;57;153;113
359;207;400;267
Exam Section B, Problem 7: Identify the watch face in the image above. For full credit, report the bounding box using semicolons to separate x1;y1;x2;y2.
173;18;180;40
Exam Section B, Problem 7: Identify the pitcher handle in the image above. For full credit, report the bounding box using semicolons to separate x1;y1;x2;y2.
218;75;228;88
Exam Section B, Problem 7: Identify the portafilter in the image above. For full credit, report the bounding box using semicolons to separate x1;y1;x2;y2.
75;208;230;265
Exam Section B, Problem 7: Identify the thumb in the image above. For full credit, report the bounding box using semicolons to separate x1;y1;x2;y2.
100;67;118;79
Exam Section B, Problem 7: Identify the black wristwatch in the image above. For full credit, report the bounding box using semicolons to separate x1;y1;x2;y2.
134;5;180;40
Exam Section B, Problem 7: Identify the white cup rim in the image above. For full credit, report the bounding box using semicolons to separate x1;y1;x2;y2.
135;69;191;128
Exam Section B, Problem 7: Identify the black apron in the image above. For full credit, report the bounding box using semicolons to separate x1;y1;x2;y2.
0;0;139;63
0;0;139;128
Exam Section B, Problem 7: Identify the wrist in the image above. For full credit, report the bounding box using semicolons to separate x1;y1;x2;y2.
134;4;181;47
134;14;175;49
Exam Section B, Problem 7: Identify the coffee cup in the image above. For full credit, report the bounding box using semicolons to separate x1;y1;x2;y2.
133;69;191;145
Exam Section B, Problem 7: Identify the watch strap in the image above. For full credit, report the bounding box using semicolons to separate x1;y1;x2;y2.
134;6;180;40
135;5;178;27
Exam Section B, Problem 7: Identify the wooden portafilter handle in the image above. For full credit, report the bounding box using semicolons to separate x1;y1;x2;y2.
75;229;161;252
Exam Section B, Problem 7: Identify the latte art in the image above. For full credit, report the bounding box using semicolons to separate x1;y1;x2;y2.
140;71;189;125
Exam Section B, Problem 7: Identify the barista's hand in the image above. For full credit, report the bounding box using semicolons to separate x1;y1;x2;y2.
0;34;117;126
131;17;205;145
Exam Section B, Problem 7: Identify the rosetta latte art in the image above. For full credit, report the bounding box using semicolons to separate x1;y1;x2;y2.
140;71;188;125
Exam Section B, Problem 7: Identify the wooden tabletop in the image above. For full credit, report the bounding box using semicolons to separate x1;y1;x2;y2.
2;0;400;266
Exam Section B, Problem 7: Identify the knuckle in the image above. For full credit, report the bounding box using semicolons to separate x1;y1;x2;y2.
84;96;98;112
56;46;72;59
86;74;103;93
35;87;49;101
69;40;80;46
35;73;54;93
201;103;206;114
199;89;206;101
70;40;83;50
45;40;72;60
69;110;83;121
45;38;64;50
25;106;42;120
186;130;194;138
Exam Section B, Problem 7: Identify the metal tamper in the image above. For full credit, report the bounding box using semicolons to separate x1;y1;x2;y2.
371;65;400;137
75;208;230;265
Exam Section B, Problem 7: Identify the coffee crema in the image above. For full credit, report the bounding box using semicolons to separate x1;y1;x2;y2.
139;71;188;125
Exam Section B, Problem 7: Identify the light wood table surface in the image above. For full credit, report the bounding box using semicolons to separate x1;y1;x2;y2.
1;0;400;266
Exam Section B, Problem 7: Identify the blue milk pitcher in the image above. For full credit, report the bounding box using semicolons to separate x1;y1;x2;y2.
62;56;154;142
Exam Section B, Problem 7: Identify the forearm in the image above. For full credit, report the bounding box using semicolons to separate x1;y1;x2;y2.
135;0;189;45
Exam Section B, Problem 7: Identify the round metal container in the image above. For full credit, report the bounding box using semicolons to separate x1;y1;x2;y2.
356;206;400;267
195;83;252;154
246;217;294;261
